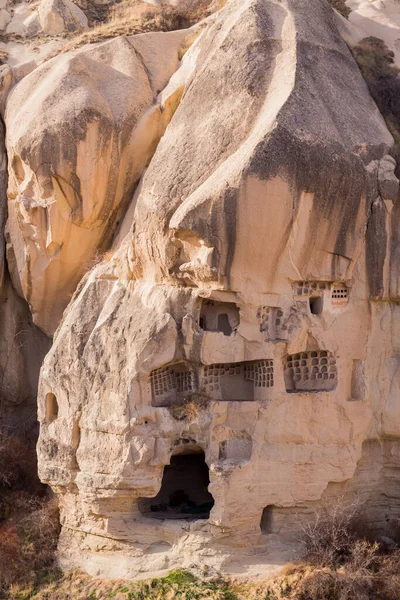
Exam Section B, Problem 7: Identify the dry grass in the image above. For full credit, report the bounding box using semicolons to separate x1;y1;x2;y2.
170;393;209;420
46;0;211;58
10;569;237;600
0;495;60;595
0;430;60;598
7;499;400;599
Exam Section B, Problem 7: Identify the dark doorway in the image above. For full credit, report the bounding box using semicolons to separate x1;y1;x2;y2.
309;296;323;315
260;505;274;533
217;313;232;336
199;300;240;335
138;451;214;520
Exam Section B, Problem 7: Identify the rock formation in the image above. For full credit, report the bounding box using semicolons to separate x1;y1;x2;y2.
143;0;201;10
0;97;50;428
38;0;88;35
345;0;400;67
5;29;188;335
28;0;400;580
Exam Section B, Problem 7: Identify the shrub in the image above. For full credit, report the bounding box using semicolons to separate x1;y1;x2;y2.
0;432;44;523
0;497;60;595
299;498;362;567
0;430;60;597
352;37;400;176
0;430;45;522
170;393;209;420
0;527;22;590
328;0;351;19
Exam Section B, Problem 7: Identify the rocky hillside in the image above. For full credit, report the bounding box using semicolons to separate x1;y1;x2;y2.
1;0;400;596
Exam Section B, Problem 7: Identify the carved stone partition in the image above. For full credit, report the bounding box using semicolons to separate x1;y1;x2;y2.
150;363;197;407
150;360;275;405
201;360;274;401
284;351;337;393
292;281;350;313
331;284;349;307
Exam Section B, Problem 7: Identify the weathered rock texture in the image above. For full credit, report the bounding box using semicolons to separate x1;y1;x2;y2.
34;0;400;581
38;0;88;35
3;0;87;38
144;0;205;9
345;0;400;67
5;29;188;335
0;104;50;428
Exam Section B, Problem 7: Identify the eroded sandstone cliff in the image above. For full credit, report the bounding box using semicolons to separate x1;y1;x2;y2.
0;0;399;584
6;28;188;335
20;0;399;580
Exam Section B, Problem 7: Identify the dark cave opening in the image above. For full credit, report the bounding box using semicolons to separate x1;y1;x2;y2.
138;450;214;520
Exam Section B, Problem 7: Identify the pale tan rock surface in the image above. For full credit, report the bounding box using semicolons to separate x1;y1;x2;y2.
38;0;88;34
0;8;11;31
0;114;50;427
33;0;400;580
5;29;189;335
343;0;400;66
6;2;41;37
4;0;87;38
0;38;64;69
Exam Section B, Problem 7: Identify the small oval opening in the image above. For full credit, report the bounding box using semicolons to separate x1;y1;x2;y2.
45;393;58;423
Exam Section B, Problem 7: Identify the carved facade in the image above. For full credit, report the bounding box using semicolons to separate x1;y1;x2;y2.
35;0;400;582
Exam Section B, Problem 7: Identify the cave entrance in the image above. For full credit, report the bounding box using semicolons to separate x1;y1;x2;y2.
309;295;323;315
138;450;214;520
199;299;240;335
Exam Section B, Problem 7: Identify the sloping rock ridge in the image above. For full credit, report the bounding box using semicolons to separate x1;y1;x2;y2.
6;29;188;335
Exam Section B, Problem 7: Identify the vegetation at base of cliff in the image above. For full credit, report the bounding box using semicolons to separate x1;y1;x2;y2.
259;499;400;600
8;548;400;600
328;0;351;19
352;36;400;177
6;500;400;600
0;431;60;599
9;569;237;600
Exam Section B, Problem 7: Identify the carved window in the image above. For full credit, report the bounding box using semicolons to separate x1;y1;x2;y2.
202;360;274;401
293;281;327;296
199;300;239;336
331;284;349;306
150;363;196;407
260;506;275;534
309;296;323;315
284;351;337;393
350;359;365;401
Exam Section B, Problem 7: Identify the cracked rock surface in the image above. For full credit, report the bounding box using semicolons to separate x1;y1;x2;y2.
24;0;400;580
